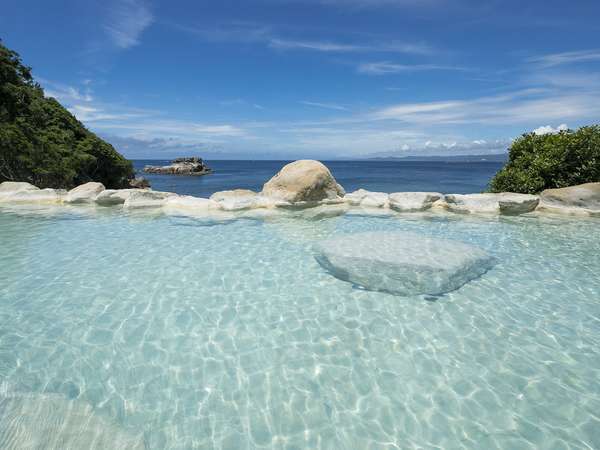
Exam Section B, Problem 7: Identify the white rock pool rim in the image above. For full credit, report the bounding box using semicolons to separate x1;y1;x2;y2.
1;160;599;218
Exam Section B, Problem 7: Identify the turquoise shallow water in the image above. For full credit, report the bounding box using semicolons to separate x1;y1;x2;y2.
1;206;599;449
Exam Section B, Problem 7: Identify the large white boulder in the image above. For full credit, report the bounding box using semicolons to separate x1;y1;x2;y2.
316;232;495;296
445;193;539;215
95;189;140;206
389;192;443;212
64;182;105;204
163;195;235;221
0;181;39;198
209;189;257;210
210;189;289;210
538;183;600;216
123;190;175;209
0;188;64;204
0;392;144;450
344;189;389;208
164;195;217;211
261;160;345;203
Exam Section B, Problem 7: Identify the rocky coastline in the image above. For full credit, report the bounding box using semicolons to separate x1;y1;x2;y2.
143;157;212;176
1;160;599;219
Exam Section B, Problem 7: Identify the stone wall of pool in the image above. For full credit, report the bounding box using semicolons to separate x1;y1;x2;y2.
1;160;599;218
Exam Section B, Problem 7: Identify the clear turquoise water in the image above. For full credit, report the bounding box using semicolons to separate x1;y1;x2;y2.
1;206;599;449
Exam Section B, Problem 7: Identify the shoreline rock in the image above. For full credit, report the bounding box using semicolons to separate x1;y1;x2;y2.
261;160;345;203
129;177;151;189
538;183;600;216
1;161;598;221
65;182;105;204
143;157;212;176
389;192;443;212
444;193;539;215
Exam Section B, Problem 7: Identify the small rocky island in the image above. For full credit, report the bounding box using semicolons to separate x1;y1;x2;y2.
143;157;212;176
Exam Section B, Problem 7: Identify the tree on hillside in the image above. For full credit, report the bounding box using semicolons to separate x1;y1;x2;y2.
489;126;600;194
0;41;134;188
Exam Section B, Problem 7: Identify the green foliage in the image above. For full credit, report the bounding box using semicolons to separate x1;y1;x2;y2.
0;41;133;188
489;126;600;194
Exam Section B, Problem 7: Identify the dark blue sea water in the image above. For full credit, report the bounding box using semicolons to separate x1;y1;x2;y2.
133;160;505;197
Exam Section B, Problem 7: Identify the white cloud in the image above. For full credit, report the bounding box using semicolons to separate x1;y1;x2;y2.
41;79;94;103
358;61;464;74
219;98;265;110
104;0;153;49
528;49;600;68
300;101;349;111
282;0;438;8
270;38;362;52
67;104;152;122
172;23;432;55
368;138;512;157
532;124;568;135
374;100;461;117
269;39;432;55
370;89;600;126
92;120;247;140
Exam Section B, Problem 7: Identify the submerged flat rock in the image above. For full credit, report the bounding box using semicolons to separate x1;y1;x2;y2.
316;232;495;296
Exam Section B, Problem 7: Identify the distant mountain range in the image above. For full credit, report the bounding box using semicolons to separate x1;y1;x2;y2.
367;153;508;162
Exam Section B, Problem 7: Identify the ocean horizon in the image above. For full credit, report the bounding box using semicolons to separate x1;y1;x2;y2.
134;159;506;198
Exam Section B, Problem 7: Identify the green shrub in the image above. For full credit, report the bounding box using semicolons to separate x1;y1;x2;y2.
0;41;134;189
489;126;600;194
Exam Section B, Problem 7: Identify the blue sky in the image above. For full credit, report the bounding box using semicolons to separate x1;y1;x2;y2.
2;0;600;159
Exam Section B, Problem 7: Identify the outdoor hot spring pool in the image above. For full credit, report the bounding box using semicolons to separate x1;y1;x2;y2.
0;206;599;449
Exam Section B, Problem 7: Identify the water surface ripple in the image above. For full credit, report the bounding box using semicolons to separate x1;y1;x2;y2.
0;209;599;449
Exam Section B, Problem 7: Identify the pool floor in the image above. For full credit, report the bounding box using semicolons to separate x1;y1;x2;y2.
1;207;599;449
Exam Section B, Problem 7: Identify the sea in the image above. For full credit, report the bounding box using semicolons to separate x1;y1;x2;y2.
133;159;506;197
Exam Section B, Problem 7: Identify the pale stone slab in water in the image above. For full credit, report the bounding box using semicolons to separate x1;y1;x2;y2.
210;189;260;211
0;392;144;450
164;195;216;210
299;203;349;220
388;192;443;212
211;189;289;210
123;190;175;208
64;182;105;204
0;188;64;204
95;189;140;206
0;181;39;197
344;189;389;208
538;182;600;216
316;231;495;296
445;193;539;215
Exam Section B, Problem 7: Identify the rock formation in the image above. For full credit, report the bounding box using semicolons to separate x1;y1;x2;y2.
64;182;105;204
261;160;345;203
143;157;212;176
538;183;600;216
388;192;443;212
2;163;599;220
444;193;539;215
316;231;496;296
